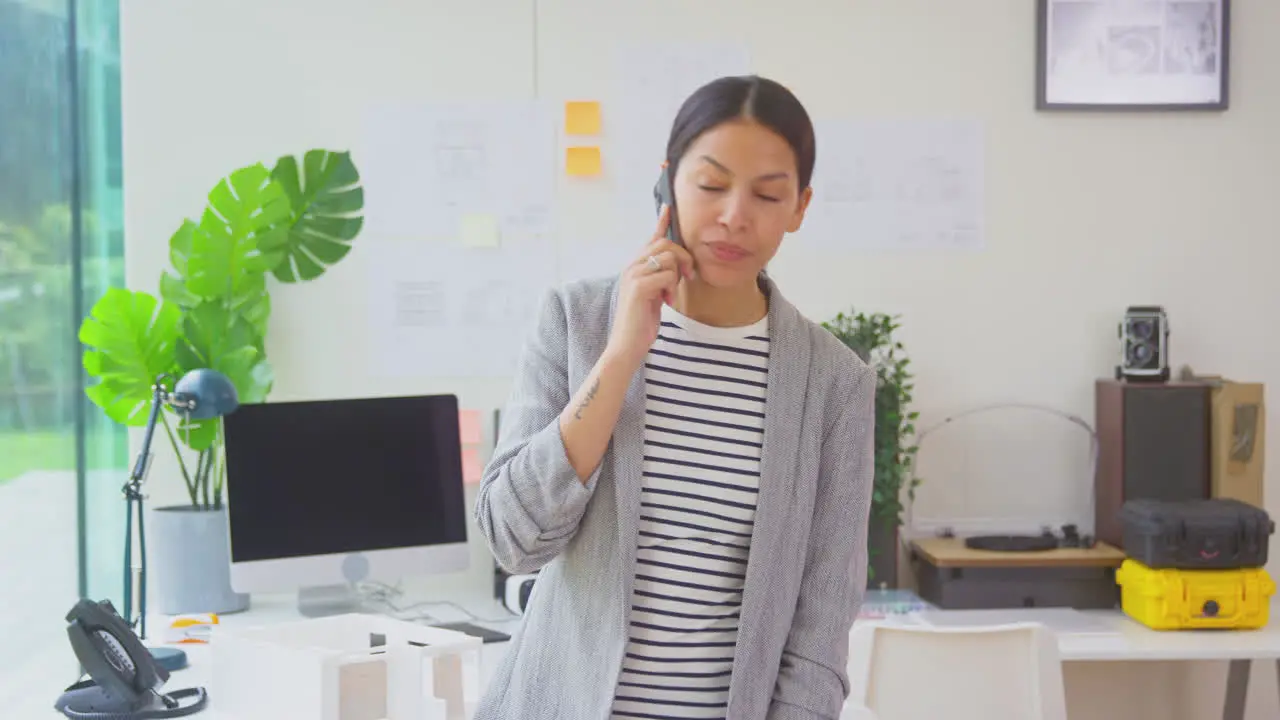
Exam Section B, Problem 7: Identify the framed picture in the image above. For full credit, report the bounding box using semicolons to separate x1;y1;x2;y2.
1036;0;1230;110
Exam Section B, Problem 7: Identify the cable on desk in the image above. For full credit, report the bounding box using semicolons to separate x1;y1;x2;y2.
356;580;517;624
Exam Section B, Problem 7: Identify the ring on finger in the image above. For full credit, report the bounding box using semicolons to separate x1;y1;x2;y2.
645;255;662;273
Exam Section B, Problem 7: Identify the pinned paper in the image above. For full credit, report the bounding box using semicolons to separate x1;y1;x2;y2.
564;101;601;135
459;213;500;248
462;446;483;484
566;146;602;177
459;409;483;445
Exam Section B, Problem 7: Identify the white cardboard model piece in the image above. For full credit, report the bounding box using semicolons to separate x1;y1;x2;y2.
209;613;483;720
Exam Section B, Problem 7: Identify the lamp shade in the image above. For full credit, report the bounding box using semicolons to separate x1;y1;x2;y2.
173;368;240;419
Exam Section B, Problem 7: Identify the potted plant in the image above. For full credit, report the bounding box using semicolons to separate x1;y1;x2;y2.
78;149;364;614
822;309;920;588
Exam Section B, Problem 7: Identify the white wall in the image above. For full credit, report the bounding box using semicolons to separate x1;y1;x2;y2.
120;1;1280;718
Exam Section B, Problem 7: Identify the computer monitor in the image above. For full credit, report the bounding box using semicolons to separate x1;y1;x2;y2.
223;393;469;616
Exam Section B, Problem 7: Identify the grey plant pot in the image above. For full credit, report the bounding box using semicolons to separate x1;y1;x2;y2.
148;505;250;616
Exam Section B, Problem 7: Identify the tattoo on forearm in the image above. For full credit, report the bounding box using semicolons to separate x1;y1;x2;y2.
574;378;601;420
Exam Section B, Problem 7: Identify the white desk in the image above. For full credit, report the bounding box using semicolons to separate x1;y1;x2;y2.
1070;606;1280;720
49;596;1280;719
907;602;1280;720
46;591;521;719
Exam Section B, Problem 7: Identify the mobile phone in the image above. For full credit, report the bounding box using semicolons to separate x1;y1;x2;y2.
652;164;683;247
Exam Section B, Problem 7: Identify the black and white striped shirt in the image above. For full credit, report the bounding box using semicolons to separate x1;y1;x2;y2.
610;304;769;720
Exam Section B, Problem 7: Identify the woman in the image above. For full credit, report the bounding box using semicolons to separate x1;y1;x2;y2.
473;75;875;720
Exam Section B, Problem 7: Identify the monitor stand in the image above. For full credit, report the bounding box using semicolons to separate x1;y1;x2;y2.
297;553;374;617
297;583;368;618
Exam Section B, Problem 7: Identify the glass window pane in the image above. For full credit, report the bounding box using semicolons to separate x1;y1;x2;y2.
74;0;127;614
0;1;124;713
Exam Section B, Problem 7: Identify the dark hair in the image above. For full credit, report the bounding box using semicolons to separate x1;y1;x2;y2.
665;75;816;190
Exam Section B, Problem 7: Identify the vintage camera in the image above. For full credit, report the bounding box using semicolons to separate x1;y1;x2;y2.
503;574;538;615
1116;306;1170;382
494;566;538;615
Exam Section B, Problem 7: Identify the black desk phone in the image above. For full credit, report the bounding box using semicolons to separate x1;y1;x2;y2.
653;163;684;247
55;598;208;719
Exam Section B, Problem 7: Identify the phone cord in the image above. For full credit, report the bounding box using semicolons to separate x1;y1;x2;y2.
58;687;208;720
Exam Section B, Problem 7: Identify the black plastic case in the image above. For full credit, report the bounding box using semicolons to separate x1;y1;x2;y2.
1120;498;1274;570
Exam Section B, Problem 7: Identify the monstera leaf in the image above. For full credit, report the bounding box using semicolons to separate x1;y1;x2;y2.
186;163;290;302
162;222;271;353
175;301;274;401
237;289;271;351
78;288;181;426
159;219;199;308
169;411;220;452
171;301;274;450
270;150;364;282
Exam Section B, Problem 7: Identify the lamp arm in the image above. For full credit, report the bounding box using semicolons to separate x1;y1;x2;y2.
122;376;171;639
128;382;169;485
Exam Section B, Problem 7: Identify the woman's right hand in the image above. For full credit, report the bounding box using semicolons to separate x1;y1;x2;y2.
604;205;696;370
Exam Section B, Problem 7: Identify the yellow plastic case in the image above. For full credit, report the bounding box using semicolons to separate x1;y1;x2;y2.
1115;558;1275;630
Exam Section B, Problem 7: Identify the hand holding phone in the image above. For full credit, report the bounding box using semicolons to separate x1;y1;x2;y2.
604;171;696;369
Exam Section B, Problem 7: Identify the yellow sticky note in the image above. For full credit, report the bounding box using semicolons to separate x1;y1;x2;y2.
459;409;483;445
459;213;500;248
566;146;602;177
461;446;483;484
564;101;601;135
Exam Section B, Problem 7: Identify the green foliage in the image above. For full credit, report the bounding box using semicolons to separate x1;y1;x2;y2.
0;205;103;267
79;288;183;427
822;309;921;527
0;257;124;431
271;151;364;282
79;149;364;509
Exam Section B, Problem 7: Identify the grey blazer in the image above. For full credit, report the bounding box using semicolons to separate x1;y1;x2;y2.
472;273;875;720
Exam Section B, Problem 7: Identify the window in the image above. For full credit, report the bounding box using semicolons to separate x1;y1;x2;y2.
0;1;124;712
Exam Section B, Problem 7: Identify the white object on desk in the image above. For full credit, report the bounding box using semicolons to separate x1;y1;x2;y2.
848;621;1068;720
903;601;1280;720
209;613;482;720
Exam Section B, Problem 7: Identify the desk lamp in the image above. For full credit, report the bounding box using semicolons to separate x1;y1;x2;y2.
123;369;239;650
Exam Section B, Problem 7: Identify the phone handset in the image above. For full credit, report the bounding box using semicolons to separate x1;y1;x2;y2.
55;598;209;719
67;598;165;703
652;161;684;247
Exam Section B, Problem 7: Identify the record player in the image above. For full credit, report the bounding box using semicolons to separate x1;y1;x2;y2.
910;525;1126;610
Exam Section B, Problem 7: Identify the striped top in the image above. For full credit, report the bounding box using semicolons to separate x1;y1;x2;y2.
609;303;769;720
